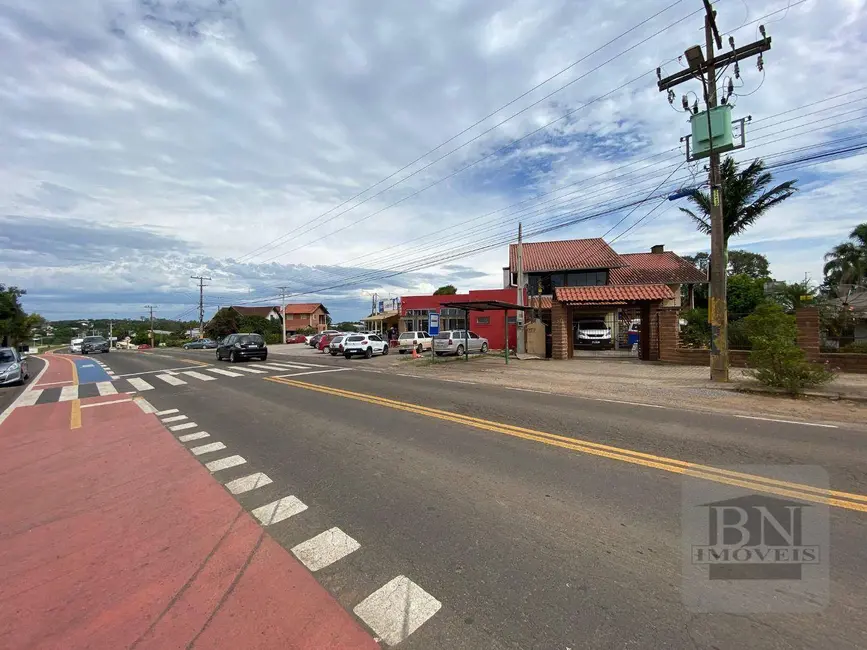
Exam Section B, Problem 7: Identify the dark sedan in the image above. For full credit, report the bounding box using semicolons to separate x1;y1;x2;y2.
183;338;217;349
81;335;110;354
216;333;268;362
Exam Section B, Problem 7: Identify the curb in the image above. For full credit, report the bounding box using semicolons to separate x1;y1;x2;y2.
719;382;867;403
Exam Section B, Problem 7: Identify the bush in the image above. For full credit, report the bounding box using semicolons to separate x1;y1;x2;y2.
265;332;282;345
841;341;867;354
680;308;710;348
743;304;835;396
727;317;751;350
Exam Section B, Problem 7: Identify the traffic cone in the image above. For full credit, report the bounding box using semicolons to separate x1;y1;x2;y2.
411;346;420;359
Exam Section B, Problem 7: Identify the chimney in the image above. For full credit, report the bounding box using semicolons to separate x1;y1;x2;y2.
651;244;665;254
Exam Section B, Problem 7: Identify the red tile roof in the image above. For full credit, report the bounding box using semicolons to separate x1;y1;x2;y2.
609;252;707;285
283;303;328;314
231;306;280;317
554;285;673;304
509;238;625;273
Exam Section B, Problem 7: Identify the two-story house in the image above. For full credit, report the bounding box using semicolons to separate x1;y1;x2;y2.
505;238;706;359
283;303;330;334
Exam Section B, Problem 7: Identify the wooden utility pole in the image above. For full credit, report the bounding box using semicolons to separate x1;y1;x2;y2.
516;222;525;355
277;286;290;343
657;0;772;382
190;275;212;340
144;305;156;347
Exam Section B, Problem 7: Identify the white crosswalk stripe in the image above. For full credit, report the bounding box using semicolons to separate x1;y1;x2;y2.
96;382;117;396
190;441;226;455
248;364;293;371
269;360;330;368
18;389;43;407
230;366;266;374
155;374;187;386
181;370;217;381
127;377;155;391
59;385;79;401
203;367;244;377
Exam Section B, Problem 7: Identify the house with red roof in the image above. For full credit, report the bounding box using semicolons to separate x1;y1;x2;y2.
505;238;706;359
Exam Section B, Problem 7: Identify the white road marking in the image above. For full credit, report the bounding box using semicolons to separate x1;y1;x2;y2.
178;431;210;442
251;496;308;525
505;387;551;394
169;422;198;432
589;396;666;409
231;366;266;374
161;414;188;423
181;370;217;382
269;360;330;368
733;414;838;429
291;527;360;572
203;367;244;377
156;408;179;416
81;398;133;409
249;364;295;371
224;472;273;494
353;576;442;646
156;374;187;386
96;382;118;396
206;455;246;472
134;398;158;414
17;389;44;407
127;377;155;391
274;368;351;378
59;385;79;402
81;363;95;368
190;441;227;456
259;362;314;370
33;380;74;387
117;365;208;378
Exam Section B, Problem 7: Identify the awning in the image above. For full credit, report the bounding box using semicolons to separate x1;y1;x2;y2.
438;300;534;312
554;285;673;305
363;311;399;322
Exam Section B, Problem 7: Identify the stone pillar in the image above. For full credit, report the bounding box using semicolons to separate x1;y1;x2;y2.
796;306;820;361
657;308;680;361
551;301;570;360
646;302;660;361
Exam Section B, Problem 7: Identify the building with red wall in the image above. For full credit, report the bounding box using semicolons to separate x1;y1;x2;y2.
400;288;523;351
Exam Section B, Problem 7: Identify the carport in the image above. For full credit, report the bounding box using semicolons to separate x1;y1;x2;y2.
439;300;534;364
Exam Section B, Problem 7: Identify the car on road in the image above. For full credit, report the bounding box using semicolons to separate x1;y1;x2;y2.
0;348;29;386
574;319;612;349
183;338;217;349
328;334;349;356
343;334;389;359
318;333;338;352
286;334;308;344
309;331;338;348
216;333;268;362
397;331;432;354
69;338;83;353
433;330;489;356
81;335;110;354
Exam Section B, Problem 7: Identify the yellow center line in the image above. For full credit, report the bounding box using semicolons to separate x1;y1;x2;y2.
265;377;867;513
70;399;81;429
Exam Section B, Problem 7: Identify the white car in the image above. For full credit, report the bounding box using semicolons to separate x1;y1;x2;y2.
69;338;83;353
343;334;389;359
575;320;612;348
397;331;432;354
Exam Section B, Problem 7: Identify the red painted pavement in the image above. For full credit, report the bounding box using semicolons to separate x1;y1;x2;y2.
0;398;379;650
33;352;78;388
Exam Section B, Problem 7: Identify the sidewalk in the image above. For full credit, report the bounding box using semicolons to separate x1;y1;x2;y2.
0;393;378;649
398;356;867;425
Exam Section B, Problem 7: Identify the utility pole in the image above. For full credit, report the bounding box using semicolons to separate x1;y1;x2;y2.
277;286;290;343
109;319;113;349
144;305;156;347
657;0;771;382
190;275;212;340
516;222;525;355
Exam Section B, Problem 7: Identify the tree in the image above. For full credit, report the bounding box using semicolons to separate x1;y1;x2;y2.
680;157;797;245
334;321;359;332
772;281;817;313
727;250;770;279
433;285;458;295
204;308;239;340
683;252;710;273
0;285;31;347
727;274;767;317
823;223;867;290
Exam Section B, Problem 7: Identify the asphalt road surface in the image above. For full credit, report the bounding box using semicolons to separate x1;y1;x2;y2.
77;347;867;649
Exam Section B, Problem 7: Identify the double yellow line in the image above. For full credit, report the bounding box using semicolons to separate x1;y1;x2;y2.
57;354;82;430
266;377;867;513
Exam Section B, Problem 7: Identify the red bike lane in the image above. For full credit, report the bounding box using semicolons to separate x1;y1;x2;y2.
0;395;378;650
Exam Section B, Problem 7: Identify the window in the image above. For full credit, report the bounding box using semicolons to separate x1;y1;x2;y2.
370;335;382;342
507;316;517;324
318;314;326;324
399;333;415;340
469;332;479;339
565;270;608;286
550;273;565;289
237;334;264;344
476;316;490;325
0;350;15;363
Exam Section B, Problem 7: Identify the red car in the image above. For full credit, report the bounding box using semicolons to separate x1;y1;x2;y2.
286;334;307;344
136;343;151;350
318;334;335;352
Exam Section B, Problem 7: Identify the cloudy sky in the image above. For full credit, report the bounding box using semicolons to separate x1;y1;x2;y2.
2;0;865;323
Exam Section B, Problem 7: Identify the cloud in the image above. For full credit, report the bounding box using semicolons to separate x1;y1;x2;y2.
2;0;865;322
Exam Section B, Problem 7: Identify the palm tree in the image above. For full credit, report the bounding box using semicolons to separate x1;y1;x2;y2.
679;157;798;245
823;223;867;289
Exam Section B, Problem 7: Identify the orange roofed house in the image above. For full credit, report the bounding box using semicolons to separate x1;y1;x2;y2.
505;238;706;360
283;303;330;334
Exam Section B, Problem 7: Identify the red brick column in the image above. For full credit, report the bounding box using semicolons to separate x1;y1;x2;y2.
551;301;570;360
647;303;660;361
657;307;680;361
796;306;820;361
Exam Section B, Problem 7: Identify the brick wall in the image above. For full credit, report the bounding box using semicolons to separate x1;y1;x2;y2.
796;307;820;361
821;353;867;373
551;302;569;360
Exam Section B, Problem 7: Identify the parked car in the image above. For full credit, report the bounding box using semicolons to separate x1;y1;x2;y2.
286;334;308;344
318;333;338;352
397;331;432;354
575;319;612;348
343;334;389;359
0;347;29;386
433;330;489;356
183;338;217;349
216;333;268;362
69;338;83;353
328;335;349;356
81;335;110;354
136;343;151;350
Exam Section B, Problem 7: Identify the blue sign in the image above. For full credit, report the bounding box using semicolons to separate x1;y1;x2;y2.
429;312;440;336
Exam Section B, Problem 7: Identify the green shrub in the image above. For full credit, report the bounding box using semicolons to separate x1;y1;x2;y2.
727;317;751;350
680;308;710;348
265;332;282;345
743;304;835;396
841;341;867;354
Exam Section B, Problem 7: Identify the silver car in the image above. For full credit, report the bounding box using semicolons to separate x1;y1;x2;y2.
433;330;488;356
0;348;29;386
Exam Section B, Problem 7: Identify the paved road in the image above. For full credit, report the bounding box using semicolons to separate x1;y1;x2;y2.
56;348;867;648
